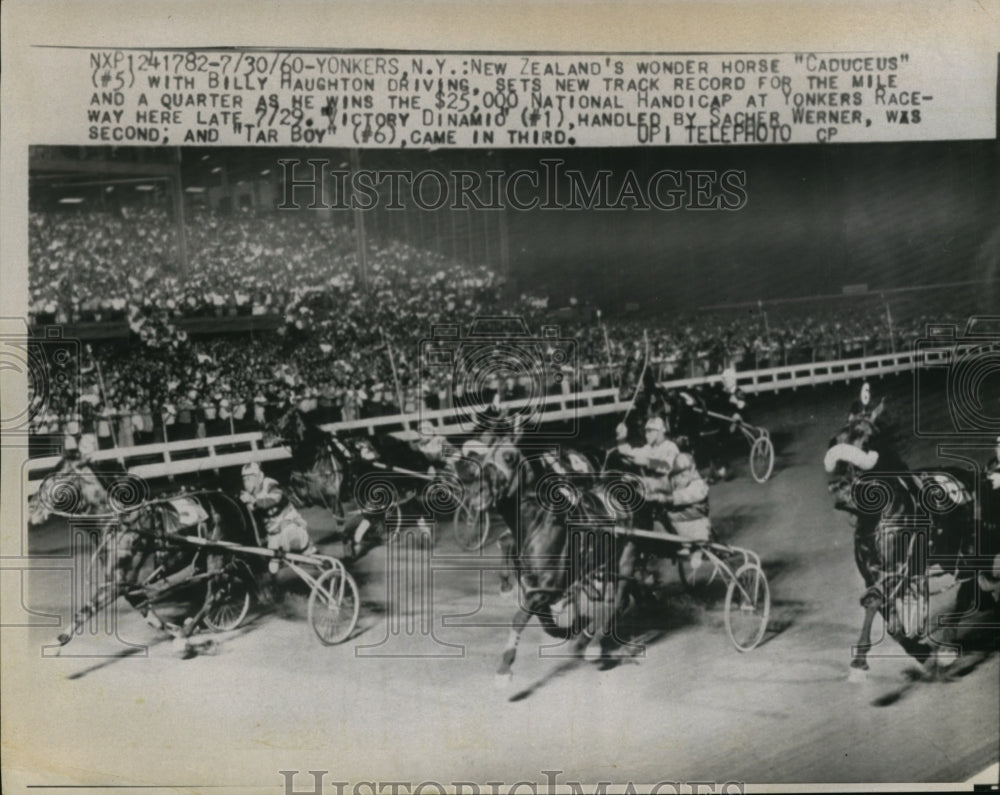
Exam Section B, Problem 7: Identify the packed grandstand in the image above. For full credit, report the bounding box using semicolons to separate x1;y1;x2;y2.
28;170;967;449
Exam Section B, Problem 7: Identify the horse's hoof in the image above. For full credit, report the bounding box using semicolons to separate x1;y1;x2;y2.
847;666;868;684
935;648;959;670
195;639;218;656
57;633;71;646
172;636;196;659
493;672;513;689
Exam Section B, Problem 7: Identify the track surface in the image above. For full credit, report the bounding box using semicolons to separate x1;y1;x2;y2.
5;377;999;791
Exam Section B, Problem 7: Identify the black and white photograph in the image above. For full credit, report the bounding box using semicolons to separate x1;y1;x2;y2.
2;3;999;793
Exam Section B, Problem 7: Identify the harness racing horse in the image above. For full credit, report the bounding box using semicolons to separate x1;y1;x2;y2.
263;407;354;516
264;407;427;559
29;456;122;527
824;416;1000;680
463;439;628;685
30;460;146;613
55;489;258;654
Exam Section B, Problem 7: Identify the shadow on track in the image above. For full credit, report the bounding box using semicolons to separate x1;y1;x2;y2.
505;592;702;701
872;639;999;708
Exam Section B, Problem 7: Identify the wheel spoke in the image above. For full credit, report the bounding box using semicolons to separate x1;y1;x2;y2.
308;567;360;645
203;561;252;632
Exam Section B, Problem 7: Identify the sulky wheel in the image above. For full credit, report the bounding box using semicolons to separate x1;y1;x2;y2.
749;434;775;483
453;501;491;551
724;562;770;651
202;561;253;632
307;566;360;645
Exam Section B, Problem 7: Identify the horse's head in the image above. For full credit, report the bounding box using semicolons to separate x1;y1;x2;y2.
263;406;306;449
453;440;522;513
824;417;882;512
27;488;52;526
28;464;111;525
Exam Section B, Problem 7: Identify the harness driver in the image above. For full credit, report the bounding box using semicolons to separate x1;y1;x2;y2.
240;462;315;573
615;414;680;512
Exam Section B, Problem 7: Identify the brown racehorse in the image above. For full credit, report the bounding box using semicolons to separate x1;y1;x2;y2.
264;407;429;559
54;490;258;655
263;407;351;516
825;417;999;680
463;441;629;686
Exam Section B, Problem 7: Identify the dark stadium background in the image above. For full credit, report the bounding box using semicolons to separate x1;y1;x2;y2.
30;141;999;315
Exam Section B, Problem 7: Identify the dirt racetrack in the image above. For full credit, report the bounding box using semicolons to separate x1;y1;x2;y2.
4;375;999;792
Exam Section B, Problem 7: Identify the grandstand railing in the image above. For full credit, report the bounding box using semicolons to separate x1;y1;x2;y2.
23;345;959;494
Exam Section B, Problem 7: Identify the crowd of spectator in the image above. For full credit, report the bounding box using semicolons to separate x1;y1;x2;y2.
28;204;960;448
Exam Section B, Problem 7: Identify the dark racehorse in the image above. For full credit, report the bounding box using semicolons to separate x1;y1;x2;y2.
263;407;355;516
264;407;430;558
28;455;130;527
824;416;999;679
462;440;627;685
55;490;258;653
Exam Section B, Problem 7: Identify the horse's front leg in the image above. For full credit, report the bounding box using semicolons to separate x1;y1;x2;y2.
497;530;515;594
583;542;636;662
56;578;128;648
849;586;881;682
495;601;534;687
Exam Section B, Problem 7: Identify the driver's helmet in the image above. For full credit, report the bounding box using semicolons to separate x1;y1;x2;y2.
78;433;98;461
645;415;668;438
242;461;264;490
461;439;484;461
357;439;378;462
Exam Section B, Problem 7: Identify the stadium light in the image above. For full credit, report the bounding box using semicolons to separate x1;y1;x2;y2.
57;197;84;204
135;184;155;191
184;186;205;194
